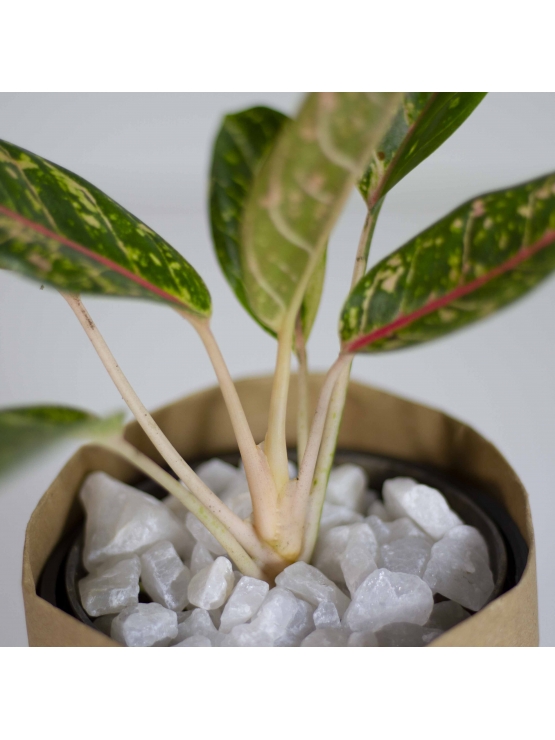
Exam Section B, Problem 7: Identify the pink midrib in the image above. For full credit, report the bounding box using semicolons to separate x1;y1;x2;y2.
0;204;189;309
344;230;555;353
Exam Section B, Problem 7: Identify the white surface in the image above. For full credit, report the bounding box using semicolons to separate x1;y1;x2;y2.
0;93;554;646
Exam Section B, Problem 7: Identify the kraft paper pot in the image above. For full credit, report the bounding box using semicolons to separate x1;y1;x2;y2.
22;376;538;647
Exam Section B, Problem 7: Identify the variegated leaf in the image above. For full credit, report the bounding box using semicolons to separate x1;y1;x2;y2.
359;93;487;207
210;106;326;338
0;140;211;316
341;172;555;353
240;92;403;334
0;406;124;477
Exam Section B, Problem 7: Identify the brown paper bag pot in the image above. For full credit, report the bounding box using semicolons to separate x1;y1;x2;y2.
22;376;538;647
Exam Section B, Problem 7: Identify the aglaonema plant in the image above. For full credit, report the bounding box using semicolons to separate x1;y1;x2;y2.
2;92;555;582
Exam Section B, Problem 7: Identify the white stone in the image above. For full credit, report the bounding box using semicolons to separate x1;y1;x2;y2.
223;587;300;646
171;608;222;646
313;525;351;582
161;495;196;560
382;477;418;519
423;525;494;611
388;517;430;542
79;555;140;617
343;568;433;633
220;469;249;500
210;607;222;629
162;493;187;521
222;624;273;647
376;622;442;647
366;500;391;521
173;635;212;647
274;599;315;647
187;557;234;610
313;601;341;629
384;482;463;540
190;542;214;575
253;587;301;640
318;503;364;533
340;523;378;595
366;515;393;544
222;624;272;647
379;537;432;578
301;628;349;647
225;491;253;520
426;600;471;631
326;464;368;513
111;603;178;647
366;515;430;546
275;562;350;617
195;459;239;495
140;541;191;612
219;576;269;633
80;472;191;570
348;630;378;647
185;512;226;556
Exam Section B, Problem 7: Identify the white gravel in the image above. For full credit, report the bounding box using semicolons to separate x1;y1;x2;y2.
78;463;494;646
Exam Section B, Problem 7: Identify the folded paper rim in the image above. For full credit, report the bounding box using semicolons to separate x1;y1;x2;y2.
22;375;538;647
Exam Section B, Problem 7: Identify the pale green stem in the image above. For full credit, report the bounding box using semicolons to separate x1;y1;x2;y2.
181;313;278;542
295;314;309;464
299;204;382;562
96;437;266;579
271;353;351;561
265;317;295;496
295;354;352;516
60;292;267;562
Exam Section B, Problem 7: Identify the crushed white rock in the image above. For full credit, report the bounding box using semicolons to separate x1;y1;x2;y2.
340;523;378;596
313;601;341;629
423;525;494;611
80;472;191;570
219;576;269;633
111;603;178;647
79;462;495;647
275;562;350;617
343;568;434;633
326;464;368;513
187;556;234;610
383;478;462;540
140;540;191;612
190;541;214;575
185;512;226;556
379;537;432;578
79;555;141;617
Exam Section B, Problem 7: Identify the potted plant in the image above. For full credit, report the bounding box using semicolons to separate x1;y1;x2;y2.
0;92;545;646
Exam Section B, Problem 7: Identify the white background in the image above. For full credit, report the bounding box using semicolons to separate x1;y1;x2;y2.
0;92;554;646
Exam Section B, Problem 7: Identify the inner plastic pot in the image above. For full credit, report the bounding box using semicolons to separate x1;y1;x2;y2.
40;449;527;636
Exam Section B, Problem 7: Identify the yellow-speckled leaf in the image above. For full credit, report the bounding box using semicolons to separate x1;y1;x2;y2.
341;172;555;353
0;406;124;479
359;93;487;206
209;106;326;339
240;93;403;334
0;140;211;316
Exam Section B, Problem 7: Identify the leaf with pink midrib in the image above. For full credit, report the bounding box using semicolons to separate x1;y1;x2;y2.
0;139;211;316
341;172;555;353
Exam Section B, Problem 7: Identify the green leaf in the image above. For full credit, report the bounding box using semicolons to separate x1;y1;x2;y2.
239;93;403;335
341;172;555;353
0;140;211;317
0;406;124;478
209;106;325;339
359;93;487;206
